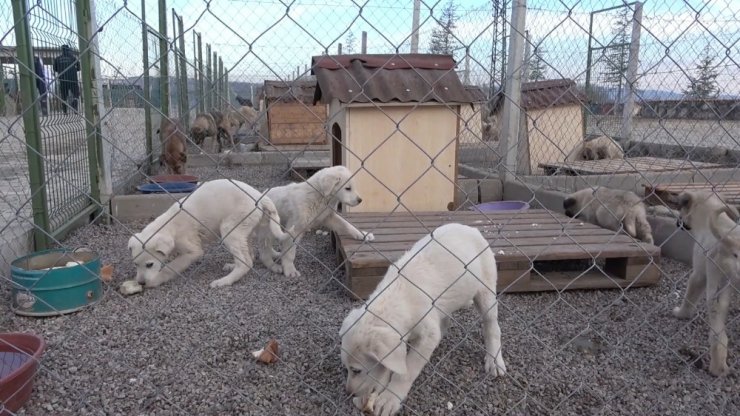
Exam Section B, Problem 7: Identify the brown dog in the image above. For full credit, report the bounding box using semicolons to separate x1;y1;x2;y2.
157;117;187;174
191;111;233;153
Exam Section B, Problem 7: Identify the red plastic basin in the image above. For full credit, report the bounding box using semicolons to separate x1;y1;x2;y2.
0;333;46;415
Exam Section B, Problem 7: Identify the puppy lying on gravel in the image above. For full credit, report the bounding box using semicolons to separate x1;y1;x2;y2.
128;179;289;289
339;223;506;416
564;187;654;244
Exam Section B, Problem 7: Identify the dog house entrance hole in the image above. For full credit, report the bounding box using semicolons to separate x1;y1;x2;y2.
331;123;342;166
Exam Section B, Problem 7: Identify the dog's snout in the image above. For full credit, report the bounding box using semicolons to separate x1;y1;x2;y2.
357;197;363;204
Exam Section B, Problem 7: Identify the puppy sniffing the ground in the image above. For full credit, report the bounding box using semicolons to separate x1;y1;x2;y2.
156;117;188;174
563;187;654;244
673;190;740;376
340;223;506;416
259;166;374;278
128;179;289;289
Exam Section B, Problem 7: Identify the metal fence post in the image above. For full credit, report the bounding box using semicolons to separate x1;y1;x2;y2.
206;43;212;111
197;33;204;113
11;0;49;249
171;8;180;115
218;57;224;110
0;63;5;115
76;0;102;211
158;0;169;117
620;1;643;142
214;52;220;110
177;15;189;127
224;70;229;109
142;0;153;171
498;0;527;179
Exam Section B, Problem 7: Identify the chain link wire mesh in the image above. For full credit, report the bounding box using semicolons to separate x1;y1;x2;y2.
1;0;739;414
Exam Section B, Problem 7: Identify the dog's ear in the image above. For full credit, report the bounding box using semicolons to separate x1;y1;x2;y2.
367;326;407;375
320;172;343;197
127;235;139;255
721;204;740;222
147;233;175;258
677;192;692;210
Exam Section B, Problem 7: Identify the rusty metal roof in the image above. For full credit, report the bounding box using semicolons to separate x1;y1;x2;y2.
491;79;586;113
464;85;487;103
311;54;474;105
263;79;317;104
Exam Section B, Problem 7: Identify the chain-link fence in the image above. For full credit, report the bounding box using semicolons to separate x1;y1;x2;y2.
1;0;739;414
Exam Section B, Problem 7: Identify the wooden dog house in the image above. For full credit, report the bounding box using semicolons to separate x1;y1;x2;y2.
490;79;586;174
312;54;474;213
263;79;328;146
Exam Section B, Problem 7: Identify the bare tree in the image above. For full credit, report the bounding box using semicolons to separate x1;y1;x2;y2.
345;31;357;54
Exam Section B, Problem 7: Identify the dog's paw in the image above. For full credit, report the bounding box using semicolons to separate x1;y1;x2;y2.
222;263;235;272
672;306;694;319
373;391;402;416
209;278;233;288
486;354;507;377
360;231;375;242
283;266;301;278
709;360;730;377
268;263;283;274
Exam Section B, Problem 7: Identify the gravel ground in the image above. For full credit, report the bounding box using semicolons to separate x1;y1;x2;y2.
2;165;739;416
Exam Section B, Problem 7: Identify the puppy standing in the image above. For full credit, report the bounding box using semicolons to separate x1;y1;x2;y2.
564;187;654;244
673;190;740;376
340;223;506;416
191;111;232;153
259;166;374;278
128;179;289;289
156;117;188;174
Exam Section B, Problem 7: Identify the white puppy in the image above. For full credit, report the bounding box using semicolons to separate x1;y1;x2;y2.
339;223;506;416
673;190;740;376
128;179;289;289
259;165;374;278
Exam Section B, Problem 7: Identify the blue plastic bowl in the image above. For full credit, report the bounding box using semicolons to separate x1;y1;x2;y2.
469;201;530;212
137;182;197;194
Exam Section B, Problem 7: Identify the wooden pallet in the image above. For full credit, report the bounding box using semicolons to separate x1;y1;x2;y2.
539;157;722;176
644;182;740;208
334;210;662;299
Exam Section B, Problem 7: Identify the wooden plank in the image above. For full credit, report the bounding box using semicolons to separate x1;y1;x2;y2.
268;103;327;123
540;157;723;176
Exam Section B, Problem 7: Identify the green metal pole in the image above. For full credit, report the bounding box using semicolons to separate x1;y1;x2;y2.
142;0;153;172
212;51;218;110
171;8;180;117
205;43;211;111
158;0;169;116
11;0;49;249
218;56;223;110
177;15;189;127
0;63;6;115
197;33;204;113
224;70;229;109
76;0;101;210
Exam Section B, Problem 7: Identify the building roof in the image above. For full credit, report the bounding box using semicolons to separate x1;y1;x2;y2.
464;85;487;103
311;54;474;105
491;79;585;113
263;79;317;104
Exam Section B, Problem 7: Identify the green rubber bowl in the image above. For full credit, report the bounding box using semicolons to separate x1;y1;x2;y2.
10;249;103;317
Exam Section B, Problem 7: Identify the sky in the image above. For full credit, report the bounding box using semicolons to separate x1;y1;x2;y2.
2;0;738;95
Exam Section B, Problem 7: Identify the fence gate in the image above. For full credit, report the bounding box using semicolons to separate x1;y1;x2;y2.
10;0;101;249
584;1;643;141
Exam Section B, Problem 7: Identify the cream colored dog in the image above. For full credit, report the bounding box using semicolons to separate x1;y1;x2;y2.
259;166;374;278
673;190;740;376
564;187;654;244
128;179;289;289
565;135;624;161
339;223;506;416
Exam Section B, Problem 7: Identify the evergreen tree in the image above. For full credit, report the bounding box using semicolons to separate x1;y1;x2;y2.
684;46;720;99
428;1;458;56
527;39;548;81
602;7;632;101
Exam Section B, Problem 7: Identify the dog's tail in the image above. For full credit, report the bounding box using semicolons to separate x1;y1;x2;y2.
258;197;292;242
709;206;738;242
